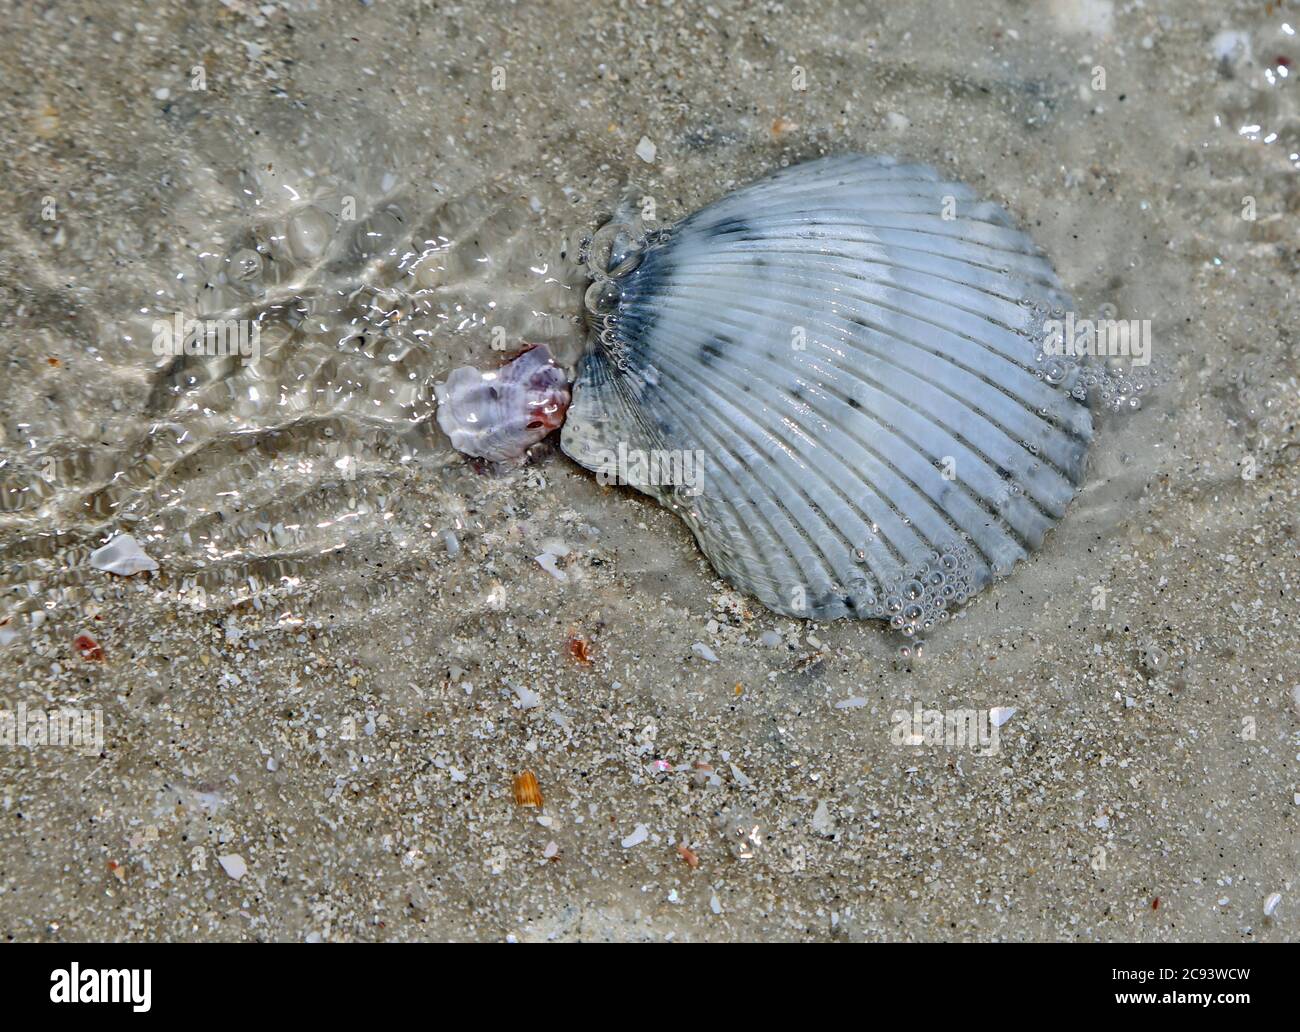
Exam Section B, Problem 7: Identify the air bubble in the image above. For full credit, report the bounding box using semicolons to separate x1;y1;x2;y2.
287;205;334;263
229;248;263;281
585;278;622;315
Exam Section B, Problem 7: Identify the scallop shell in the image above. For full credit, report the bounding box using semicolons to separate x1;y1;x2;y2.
561;155;1092;628
434;344;570;463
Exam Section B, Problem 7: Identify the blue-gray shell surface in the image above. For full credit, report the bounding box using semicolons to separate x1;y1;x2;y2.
560;155;1092;629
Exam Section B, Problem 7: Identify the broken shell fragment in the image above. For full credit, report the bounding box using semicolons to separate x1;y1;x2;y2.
434;344;570;463
512;770;543;808
89;533;159;576
74;634;105;662
566;634;593;665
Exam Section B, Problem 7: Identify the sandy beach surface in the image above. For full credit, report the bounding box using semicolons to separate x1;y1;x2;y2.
0;0;1296;941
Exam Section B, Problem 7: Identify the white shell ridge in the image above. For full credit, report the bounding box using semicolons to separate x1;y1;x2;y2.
561;155;1093;627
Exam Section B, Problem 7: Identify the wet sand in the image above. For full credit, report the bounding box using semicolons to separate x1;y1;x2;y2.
0;0;1296;941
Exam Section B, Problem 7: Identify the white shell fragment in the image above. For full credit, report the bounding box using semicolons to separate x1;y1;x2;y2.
434;344;570;463
89;533;159;576
691;641;719;662
811;800;836;836
562;155;1093;627
534;540;570;582
218;853;247;881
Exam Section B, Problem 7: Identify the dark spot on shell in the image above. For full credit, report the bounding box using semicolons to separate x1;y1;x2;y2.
708;216;753;238
699;337;728;366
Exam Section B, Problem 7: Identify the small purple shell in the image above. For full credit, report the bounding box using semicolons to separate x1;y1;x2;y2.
434;344;571;463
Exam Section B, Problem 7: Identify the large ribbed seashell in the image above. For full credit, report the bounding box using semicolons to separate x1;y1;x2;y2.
561;155;1092;629
435;344;571;463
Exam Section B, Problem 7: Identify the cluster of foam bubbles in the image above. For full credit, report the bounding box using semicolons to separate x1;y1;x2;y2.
1069;362;1158;413
846;539;983;637
1021;300;1161;414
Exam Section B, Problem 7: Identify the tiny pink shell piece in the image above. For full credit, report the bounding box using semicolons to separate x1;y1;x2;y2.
433;345;571;463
